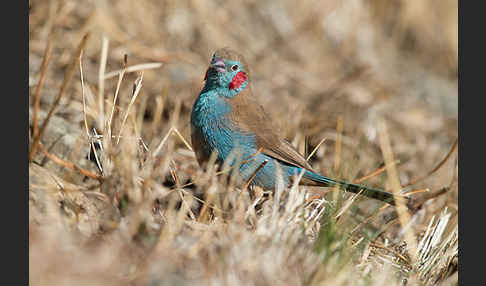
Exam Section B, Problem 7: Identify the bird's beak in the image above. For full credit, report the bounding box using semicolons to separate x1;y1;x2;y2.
210;56;226;73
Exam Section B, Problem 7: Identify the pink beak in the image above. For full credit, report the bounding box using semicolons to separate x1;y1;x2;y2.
210;56;226;73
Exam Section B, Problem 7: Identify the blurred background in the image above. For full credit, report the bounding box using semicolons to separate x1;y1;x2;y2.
29;0;458;182
29;0;458;284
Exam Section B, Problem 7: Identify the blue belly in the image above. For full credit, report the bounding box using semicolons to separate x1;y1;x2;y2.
191;91;301;189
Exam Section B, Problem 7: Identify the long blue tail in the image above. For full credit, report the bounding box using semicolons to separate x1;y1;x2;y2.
303;170;398;205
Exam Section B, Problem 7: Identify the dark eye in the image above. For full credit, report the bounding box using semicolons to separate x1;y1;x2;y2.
231;64;238;71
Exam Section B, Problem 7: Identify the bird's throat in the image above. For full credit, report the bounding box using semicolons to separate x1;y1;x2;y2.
191;91;232;127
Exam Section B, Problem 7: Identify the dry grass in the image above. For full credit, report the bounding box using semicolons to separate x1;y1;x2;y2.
29;0;458;285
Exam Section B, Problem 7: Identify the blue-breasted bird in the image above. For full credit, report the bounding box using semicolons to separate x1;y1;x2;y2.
190;47;398;205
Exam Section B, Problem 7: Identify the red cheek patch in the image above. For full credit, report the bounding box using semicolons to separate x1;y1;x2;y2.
229;71;247;90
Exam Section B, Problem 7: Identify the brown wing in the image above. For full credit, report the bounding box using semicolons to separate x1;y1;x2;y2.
227;87;314;171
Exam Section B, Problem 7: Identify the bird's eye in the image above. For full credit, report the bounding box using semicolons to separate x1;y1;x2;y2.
231;64;239;71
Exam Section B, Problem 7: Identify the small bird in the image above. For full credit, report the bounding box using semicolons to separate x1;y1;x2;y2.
190;47;398;205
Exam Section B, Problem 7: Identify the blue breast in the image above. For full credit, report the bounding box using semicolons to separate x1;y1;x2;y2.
191;90;299;189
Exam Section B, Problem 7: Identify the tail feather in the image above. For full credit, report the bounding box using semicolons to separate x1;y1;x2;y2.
303;171;400;205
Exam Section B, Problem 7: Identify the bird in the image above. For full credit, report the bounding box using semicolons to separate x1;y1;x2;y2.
190;47;399;205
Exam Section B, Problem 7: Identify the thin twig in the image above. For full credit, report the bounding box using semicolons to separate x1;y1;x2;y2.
334;116;343;172
79;50;90;138
378;119;417;263
80;51;103;174
170;166;196;220
238;160;269;204
350;204;390;235
403;188;429;196
153;126;175;156
306;137;327;161
90;128;103;173
178;189;224;214
369;241;411;264
152;90;166;135
117;72;144;144
335;189;364;221
198;193;212;222
31;37;53;144
104;62;163;79
243;160;268;191
38;143;102;180
403;137;458;187
97;36;109;131
107;54;128;141
30;33;91;162
354;160;400;184
409;187;450;211
153;127;193;157
172;128;193;152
